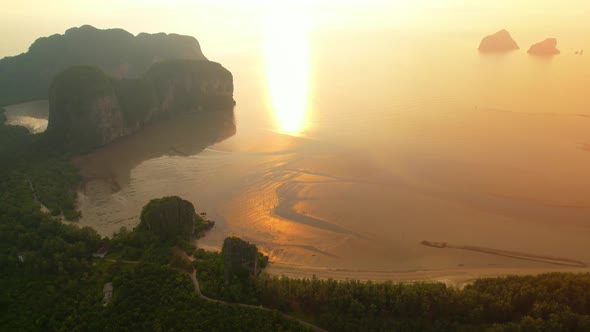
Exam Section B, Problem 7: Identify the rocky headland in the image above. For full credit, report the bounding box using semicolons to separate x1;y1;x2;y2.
0;25;207;106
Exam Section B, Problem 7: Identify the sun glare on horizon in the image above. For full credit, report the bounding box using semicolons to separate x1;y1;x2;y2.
264;6;311;135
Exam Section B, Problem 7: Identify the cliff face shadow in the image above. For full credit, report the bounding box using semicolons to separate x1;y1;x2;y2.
74;107;236;192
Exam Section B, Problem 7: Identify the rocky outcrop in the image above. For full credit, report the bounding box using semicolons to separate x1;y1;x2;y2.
46;60;234;152
0;25;207;106
145;60;235;115
528;38;560;56
222;237;260;283
138;196;196;242
478;29;519;53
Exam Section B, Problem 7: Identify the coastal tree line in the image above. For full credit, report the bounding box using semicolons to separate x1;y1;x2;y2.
254;273;590;331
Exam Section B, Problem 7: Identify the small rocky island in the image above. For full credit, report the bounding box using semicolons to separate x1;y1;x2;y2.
46;60;234;151
478;29;519;52
528;38;560;56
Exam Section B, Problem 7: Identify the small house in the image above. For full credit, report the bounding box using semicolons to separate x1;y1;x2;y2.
92;245;109;258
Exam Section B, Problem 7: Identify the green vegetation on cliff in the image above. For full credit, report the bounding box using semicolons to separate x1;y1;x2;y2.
138;196;196;243
222;237;261;282
112;78;155;125
0;25;206;106
50;66;113;101
195;238;269;304
46;66;119;152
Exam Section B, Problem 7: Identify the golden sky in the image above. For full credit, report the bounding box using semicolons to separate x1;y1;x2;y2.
1;0;589;57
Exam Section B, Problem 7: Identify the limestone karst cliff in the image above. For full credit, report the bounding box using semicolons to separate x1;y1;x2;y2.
145;59;234;114
46;66;128;149
528;38;560;56
46;60;234;151
478;29;520;53
138;196;197;242
222;237;260;283
0;25;207;106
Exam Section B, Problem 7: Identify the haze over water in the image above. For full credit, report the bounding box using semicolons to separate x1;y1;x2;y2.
5;1;590;281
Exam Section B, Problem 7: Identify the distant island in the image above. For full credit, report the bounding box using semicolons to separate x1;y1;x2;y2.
478;29;519;53
46;60;234;151
0;25;207;106
528;38;561;56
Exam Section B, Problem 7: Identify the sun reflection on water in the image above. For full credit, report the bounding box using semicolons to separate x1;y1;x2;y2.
264;6;311;135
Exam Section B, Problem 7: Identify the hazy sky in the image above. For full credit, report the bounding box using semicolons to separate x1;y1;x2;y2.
1;0;589;58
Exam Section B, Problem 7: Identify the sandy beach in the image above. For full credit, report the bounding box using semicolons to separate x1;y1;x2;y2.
266;262;590;288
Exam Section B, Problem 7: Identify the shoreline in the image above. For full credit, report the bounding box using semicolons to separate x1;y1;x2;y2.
265;261;590;288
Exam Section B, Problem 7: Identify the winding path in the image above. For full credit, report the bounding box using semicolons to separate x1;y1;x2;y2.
182;251;327;332
187;269;327;331
105;258;140;264
104;222;327;331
